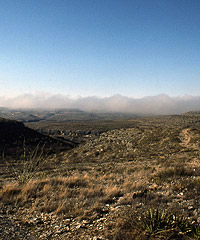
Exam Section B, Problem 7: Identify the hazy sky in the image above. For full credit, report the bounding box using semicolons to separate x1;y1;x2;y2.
0;0;200;98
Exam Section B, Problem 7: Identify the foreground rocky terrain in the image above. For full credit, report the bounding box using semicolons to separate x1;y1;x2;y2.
0;113;200;239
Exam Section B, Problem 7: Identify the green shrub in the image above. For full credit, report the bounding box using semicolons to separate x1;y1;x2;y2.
114;208;200;240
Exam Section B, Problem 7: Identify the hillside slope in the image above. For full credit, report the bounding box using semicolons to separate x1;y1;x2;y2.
0;117;76;159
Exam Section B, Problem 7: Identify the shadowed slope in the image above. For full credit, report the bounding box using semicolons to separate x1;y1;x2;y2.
0;117;76;159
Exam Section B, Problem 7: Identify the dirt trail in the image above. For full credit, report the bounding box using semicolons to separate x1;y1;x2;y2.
180;128;199;151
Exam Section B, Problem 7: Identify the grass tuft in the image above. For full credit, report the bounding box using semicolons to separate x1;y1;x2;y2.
114;208;200;240
12;143;46;184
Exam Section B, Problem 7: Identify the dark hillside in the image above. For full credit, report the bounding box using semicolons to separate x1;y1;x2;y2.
0;118;76;159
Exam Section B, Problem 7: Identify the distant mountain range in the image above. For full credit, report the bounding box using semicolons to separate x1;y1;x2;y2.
1;94;200;115
0;108;139;123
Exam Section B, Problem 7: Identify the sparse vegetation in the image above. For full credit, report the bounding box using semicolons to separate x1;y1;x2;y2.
113;208;200;240
11;143;47;184
1;113;200;239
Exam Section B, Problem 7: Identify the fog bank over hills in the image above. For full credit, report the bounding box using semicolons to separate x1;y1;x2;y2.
0;93;200;115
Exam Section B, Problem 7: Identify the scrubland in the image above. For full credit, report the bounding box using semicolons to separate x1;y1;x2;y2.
1;114;200;239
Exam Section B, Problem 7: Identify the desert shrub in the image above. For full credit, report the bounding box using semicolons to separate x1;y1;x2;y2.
113;208;200;240
13;143;47;184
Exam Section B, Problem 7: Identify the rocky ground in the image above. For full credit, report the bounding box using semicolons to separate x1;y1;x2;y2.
1;114;200;239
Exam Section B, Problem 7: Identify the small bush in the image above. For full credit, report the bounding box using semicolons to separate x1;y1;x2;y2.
13;143;46;184
114;208;200;240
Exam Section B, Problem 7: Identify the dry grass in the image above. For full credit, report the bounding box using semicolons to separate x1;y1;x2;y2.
0;173;123;219
1;150;200;239
1;152;199;223
1;115;200;238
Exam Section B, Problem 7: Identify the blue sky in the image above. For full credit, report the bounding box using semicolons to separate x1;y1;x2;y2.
0;0;200;98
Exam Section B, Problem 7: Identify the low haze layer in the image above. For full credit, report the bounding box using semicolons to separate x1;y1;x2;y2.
0;94;200;115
